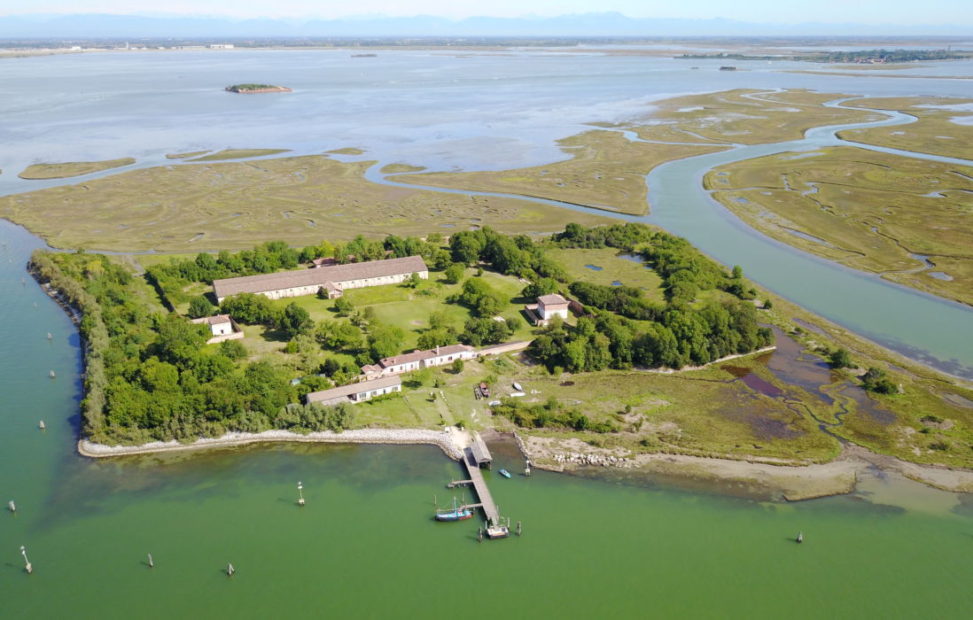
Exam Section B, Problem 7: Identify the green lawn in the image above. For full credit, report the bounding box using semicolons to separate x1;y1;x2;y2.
266;267;538;350
547;247;666;303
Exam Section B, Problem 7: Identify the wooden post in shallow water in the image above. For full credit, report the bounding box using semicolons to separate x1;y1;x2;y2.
796;532;804;544
297;481;305;507
20;546;32;574
49;370;55;379
147;553;154;568
516;521;522;536
39;420;46;431
226;562;235;577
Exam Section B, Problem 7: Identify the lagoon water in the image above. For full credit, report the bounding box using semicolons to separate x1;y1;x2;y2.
2;50;973;617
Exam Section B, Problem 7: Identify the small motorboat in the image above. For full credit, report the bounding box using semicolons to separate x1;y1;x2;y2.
486;524;510;539
499;469;512;479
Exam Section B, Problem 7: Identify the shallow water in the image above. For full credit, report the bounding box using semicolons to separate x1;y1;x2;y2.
4;52;973;617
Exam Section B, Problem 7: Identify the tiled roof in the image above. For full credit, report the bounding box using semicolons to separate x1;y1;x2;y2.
191;314;232;325
213;255;427;299
306;375;402;403
380;344;473;368
538;293;568;306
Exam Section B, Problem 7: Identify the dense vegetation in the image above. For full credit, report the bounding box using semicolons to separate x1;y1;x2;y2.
33;223;773;444
492;397;617;433
31;251;354;444
450;222;771;372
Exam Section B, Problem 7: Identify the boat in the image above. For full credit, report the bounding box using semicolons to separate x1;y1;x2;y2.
499;469;512;479
486;523;510;539
435;497;474;522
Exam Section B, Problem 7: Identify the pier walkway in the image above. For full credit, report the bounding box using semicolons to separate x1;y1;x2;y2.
460;450;500;525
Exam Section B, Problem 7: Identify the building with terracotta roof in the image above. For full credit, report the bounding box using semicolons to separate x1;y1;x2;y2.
361;344;476;379
212;255;428;303
305;375;402;407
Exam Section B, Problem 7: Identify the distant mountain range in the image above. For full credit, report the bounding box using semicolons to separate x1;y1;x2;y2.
0;12;970;39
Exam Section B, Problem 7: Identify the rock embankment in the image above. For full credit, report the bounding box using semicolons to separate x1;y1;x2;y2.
553;452;635;468
79;428;463;460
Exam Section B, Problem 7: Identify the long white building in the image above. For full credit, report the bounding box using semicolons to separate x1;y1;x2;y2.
212;256;428;303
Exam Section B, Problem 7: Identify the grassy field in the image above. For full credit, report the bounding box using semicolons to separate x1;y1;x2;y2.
260;267;538;351
547;247;666;302
393;129;726;215
0;155;613;251
839;96;973;160
18;157;136;179
706;146;973;306
188;148;291;161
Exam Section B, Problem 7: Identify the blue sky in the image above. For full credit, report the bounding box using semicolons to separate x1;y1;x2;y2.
0;0;970;25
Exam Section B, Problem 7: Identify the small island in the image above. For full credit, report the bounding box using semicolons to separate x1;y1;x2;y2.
225;84;292;94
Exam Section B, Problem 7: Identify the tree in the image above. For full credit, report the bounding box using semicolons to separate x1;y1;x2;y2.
277;302;313;338
317;320;362;351
417;327;456;350
187;295;216;319
221;293;278;324
862;367;897;394
443;262;466;284
333;297;355;316
829;348;853;369
219;339;248;360
404;272;422;288
451;359;465;374
522;277;559;300
368;324;405;361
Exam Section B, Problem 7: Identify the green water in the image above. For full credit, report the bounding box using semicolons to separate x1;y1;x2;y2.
2;221;973;618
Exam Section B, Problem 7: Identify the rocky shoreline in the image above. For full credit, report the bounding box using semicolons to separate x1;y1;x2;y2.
521;435;973;499
79;428;464;460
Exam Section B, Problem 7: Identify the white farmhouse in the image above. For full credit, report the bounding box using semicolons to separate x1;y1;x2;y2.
190;314;244;344
305;375;402;407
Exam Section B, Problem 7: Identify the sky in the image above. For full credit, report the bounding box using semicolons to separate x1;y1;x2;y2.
1;0;970;26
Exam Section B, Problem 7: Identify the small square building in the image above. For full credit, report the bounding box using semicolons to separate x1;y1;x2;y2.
191;314;244;344
525;293;570;326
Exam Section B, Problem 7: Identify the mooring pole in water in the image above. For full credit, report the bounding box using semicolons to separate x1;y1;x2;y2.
46;332;53;340
39;420;46;431
49;370;55;379
796;532;804;544
8;500;16;513
297;481;305;507
477;528;484;543
226;562;235;577
516;521;522;536
147;553;154;568
20;546;32;574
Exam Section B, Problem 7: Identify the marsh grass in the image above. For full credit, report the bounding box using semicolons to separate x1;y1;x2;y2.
0;155;612;251
840;95;973;161
707;146;973;305
18;158;136;180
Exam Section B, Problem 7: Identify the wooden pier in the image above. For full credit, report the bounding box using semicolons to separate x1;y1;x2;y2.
454;435;501;526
